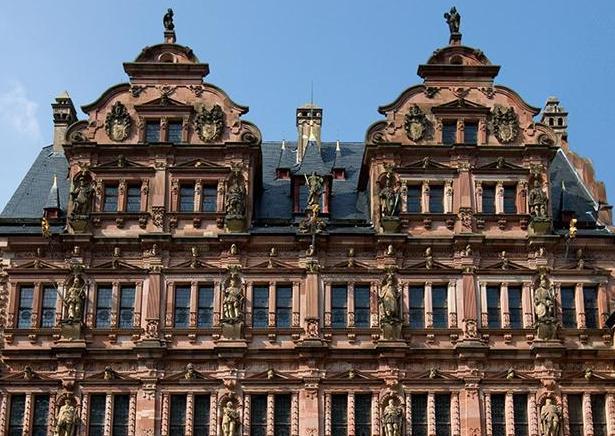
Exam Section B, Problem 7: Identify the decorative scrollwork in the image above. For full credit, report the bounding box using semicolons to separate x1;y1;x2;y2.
194;104;225;142
489;105;519;144
104;101;132;142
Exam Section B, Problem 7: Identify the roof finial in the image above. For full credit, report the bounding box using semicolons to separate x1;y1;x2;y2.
163;8;176;44
444;6;461;45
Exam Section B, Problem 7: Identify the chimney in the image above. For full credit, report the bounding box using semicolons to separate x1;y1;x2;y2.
296;103;322;163
540;96;568;142
52;91;77;153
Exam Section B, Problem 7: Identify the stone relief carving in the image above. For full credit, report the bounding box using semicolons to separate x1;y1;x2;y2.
225;164;246;218
104;101;132;142
404;105;431;141
379;270;402;340
62;266;87;324
55;394;79;436
539;397;562;436
194;104;225;142
70;171;94;218
222;269;244;324
221;400;240;436
489;105;519;143
533;272;558;340
379;167;401;219
381;396;404;436
529;178;549;221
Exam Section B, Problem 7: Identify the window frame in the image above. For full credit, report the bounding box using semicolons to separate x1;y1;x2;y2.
197;284;214;328
331;284;348;329
88;393;107;436
200;184;218;213
31;394;50;436
169;394;187;436
431;284;449;328
166;120;183;143
583;285;599;328
406;184;422;213
173;285;191;328
409;285;425;329
275;284;293;329
94;285;113;329
353;284;371;329
103;183;119;213
463;120;478;144
118;285;136;329
503;183;517;214
560;285;577;328
442;120;457;145
428;184;445;214
252;284;269;329
178;184;195;213
16;285;34;329
124;184;142;213
486;285;501;328
40;285;57;328
145;119;161;143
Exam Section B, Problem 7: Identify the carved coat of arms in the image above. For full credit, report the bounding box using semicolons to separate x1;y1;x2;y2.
194;104;225;142
404;104;430;142
104;101;132;142
489;105;519;143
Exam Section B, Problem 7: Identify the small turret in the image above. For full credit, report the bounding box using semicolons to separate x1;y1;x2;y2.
540;96;568;142
43;175;61;219
51;91;77;153
296;103;322;163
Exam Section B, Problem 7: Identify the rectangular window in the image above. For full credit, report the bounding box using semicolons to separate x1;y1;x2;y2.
432;285;448;328
174;286;191;328
103;184;119;212
40;285;57;328
561;286;577;328
331;285;348;328
95;285;113;328
429;185;444;213
170;394;187;436
8;394;25;436
145;120;160;142
17;285;34;328
503;185;517;214
464;121;478;144
354;285;370;328
88;394;106;436
201;185;217;213
508;286;523;329
251;394;267;436
435;394;451;436
125;185;141;213
179;185;195;212
274;394;291;435
355;394;372;436
409;286;425;329
167;121;183;143
482;185;496;214
331;394;348;436
486;285;501;328
513;394;528;436
193;394;210;436
568;394;583;436
32;395;49;436
442;121;457;144
276;284;292;328
411;394;428;436
591;394;607;436
113;394;130;436
197;285;214;328
407;185;422;213
119;285;135;329
583;286;599;328
491;394;505;436
252;285;269;328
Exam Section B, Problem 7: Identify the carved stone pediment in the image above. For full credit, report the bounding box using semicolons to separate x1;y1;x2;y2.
104;101;133;142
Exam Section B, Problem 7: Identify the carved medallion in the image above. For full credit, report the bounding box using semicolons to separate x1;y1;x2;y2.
404;104;430;142
104;101;132;142
489;105;519;143
194;104;225;142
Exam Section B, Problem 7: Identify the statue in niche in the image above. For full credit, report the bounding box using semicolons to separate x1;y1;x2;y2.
221;401;240;436
70;173;94;218
540;397;562;436
382;398;403;436
55;395;79;436
528;179;549;220
222;271;244;324
379;168;400;218
444;7;461;34
379;271;400;324
225;165;246;218
305;171;323;210
63;269;87;323
163;8;174;31
533;273;558;340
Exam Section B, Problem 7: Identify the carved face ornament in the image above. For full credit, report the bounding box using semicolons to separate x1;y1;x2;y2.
404;104;429;142
104;101;132;142
194;104;225;143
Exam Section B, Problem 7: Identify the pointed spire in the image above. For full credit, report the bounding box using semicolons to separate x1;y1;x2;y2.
43;175;61;219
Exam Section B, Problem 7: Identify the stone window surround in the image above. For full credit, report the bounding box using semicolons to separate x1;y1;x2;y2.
95;177;149;214
85;280;143;331
161;391;216;436
479;281;533;329
8;282;62;330
484;391;538;436
137;115;190;144
323;391;379;436
562;392;615;436
400;176;454;214
554;282;609;330
165;281;220;330
473;175;528;215
169;178;223;214
405;391;462;436
242;391;300;436
436;117;488;145
0;391;57;436
244;281;301;331
79;391;137;436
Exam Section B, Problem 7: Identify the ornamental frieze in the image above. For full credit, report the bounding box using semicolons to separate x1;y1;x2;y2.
104;101;133;142
194;104;225;142
489;105;519;143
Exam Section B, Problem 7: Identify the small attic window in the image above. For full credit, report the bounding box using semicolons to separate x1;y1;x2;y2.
332;168;346;180
159;52;175;63
276;169;290;180
450;55;463;65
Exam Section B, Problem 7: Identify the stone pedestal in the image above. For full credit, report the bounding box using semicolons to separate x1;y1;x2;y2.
60;321;83;341
225;216;246;233
380;322;402;341
221;321;243;340
68;216;89;233
381;217;401;233
529;219;551;236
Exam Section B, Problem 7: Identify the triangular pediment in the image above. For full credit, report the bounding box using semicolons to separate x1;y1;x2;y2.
330;259;372;271
91;260;144;271
170;258;219;271
406;369;462;381
432;98;490;112
12;259;64;270
164;367;218;383
400;157;453;171
404;260;456;271
84;368;139;383
94;158;149;170
136;96;193;109
476;158;526;171
246;258;297;271
482;260;531;272
485;369;537;382
245;369;301;382
327;369;378;381
1;368;56;383
560;369;614;382
173;158;229;170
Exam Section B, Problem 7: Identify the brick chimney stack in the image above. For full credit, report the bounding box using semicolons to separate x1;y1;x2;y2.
51;91;77;153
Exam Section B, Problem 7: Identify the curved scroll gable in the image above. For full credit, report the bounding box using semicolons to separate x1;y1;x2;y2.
493;85;541;116
365;120;389;145
377;85;426;115
133;43;200;64
426;45;493;66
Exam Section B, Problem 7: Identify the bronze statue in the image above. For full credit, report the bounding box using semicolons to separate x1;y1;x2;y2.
222;273;244;323
379;272;400;323
304;171;323;209
55;398;78;436
221;401;240;436
64;272;86;323
540;398;561;436
70;174;93;217
444;7;461;34
528;180;548;220
163;8;175;31
379;170;400;218
382;398;403;436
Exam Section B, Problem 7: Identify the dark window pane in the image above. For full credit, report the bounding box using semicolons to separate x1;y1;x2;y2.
146;121;160;142
276;285;292;328
435;394;451;436
487;285;501;328
411;394;428;436
442;122;456;144
409;286;425;329
103;185;119;212
194;395;210;436
354;285;370;328
561;286;577;328
96;286;113;328
429;185;444;213
32;395;49;436
355;394;372;436
331;285;348;328
179;185;194;212
274;394;291;435
89;394;107;436
251;394;267;436
432;285;448;328
119;285;135;328
252;285;269;328
113;394;130;436
331;394;347;436
513;394;528;436
491;394;505;436
167;121;183;143
8;394;25;436
464;122;478;144
201;186;217;213
407;185;422;213
125;185;141;213
591;394;607;436
41;285;57;328
508;286;523;329
174;286;191;328
197;286;214;328
568;394;584;436
483;185;496;214
503;185;517;214
170;394;186;436
583;286;598;328
17;286;34;328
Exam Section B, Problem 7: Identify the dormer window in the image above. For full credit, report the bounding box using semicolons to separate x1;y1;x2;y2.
464;121;478;144
442;121;456;144
332;168;346;180
167;120;183;143
276;169;290;180
145;120;160;142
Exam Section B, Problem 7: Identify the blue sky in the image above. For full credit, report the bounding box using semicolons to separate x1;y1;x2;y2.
1;1;614;209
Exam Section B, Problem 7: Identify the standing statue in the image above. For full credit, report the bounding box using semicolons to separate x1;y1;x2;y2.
540;398;562;436
304;171;323;209
55;398;78;436
534;273;558;340
444;7;461;34
528;180;548;220
379;170;400;218
379;272;400;323
222;272;244;323
221;401;240;436
225;166;246;218
63;272;86;323
70;174;94;217
163;8;175;31
382;398;403;436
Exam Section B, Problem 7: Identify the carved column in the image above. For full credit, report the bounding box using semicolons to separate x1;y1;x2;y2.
583;393;593;436
495;181;504;214
324;393;332;436
118;178;127;212
505;392;514;436
104;393;113;436
606;393;615;436
425;281;433;328
528;393;538;436
444;180;454;213
475;181;483;213
501;282;510;328
140;179;149;212
111;281;120;327
190;281;198;328
485;393;492;436
165;281;175;328
80;393;89;436
522;282;533;329
517;180;528;214
372;392;381;436
194;179;203;213
128;394;136;436
448;280;458;328
23;392;32;436
575;283;585;329
241;281;249;328
291;393;299;436
562;395;570;436
134;281;143;329
210;392;218;436
347;392;355;436
347;282;355;328
480;281;488;328
267;393;274;436
405;393;412;436
427;393;435;436
161;393;170;436
402;282;410;326
268;282;276;328
186;393;194;436
145;271;162;335
323;282;332;328
242;394;251;436
597;281;609;328
31;283;41;328
292;282;300;328
452;392;460;436
461;385;481;436
461;273;478;338
48;393;57;435
422;181;430;213
370;281;380;328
